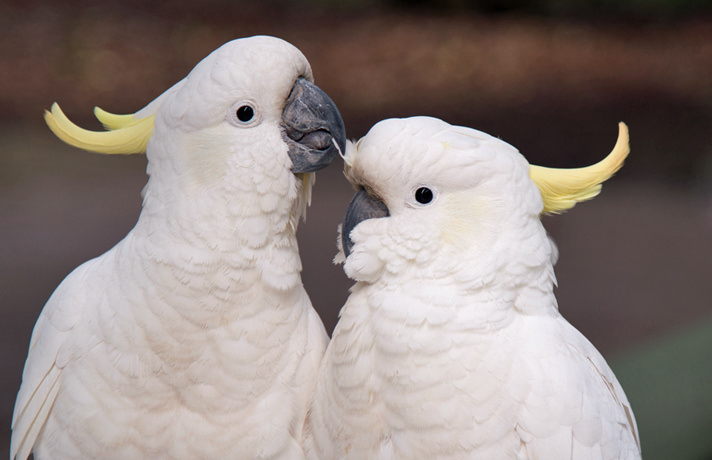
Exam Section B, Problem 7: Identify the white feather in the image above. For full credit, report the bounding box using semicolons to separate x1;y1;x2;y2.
13;36;329;460
306;117;640;460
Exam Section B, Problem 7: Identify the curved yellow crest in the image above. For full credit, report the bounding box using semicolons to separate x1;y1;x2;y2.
93;106;143;130
530;122;629;215
44;103;155;154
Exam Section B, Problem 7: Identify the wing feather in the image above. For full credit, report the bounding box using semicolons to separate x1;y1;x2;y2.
11;261;94;459
12;368;61;460
515;316;641;460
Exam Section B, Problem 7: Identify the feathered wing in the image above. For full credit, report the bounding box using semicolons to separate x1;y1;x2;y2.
11;261;95;460
515;317;641;460
14;88;178;458
584;344;641;456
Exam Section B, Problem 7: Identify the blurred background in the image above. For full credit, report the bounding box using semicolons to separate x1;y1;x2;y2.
1;0;711;458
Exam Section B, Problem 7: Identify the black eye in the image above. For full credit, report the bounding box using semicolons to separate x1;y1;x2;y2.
236;105;254;122
415;187;433;204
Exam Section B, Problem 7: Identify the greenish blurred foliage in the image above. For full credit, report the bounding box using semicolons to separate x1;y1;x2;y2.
611;319;712;460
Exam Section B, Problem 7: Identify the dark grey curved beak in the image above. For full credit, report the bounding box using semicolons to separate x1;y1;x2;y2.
282;78;346;173
342;188;390;258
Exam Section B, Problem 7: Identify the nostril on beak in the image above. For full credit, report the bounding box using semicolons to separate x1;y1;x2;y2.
299;130;332;151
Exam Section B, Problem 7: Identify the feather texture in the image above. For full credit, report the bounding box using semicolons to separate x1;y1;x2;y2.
13;36;331;460
44;103;154;154
530;122;629;214
306;117;639;460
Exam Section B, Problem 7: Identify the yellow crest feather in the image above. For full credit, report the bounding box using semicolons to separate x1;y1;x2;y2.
93;106;143;130
530;122;629;215
44;103;154;154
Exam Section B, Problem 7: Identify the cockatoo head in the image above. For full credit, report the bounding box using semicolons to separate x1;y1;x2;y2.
339;116;628;284
44;35;346;221
148;36;346;175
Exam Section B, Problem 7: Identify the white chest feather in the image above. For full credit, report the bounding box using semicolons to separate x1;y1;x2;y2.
308;282;639;460
28;226;326;460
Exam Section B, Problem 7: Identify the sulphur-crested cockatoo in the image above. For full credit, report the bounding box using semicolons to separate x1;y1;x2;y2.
12;35;345;460
305;117;640;460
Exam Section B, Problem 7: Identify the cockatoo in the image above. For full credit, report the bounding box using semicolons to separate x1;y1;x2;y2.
305;117;641;460
12;36;345;460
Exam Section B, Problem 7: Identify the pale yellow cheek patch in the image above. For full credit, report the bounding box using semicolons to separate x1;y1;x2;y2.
184;126;233;187
440;191;500;250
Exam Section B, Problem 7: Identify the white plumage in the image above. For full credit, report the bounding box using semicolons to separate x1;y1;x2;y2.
305;116;640;460
12;36;345;460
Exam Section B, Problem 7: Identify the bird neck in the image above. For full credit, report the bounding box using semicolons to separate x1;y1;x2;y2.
414;218;560;319
129;167;312;293
354;254;558;338
454;220;559;317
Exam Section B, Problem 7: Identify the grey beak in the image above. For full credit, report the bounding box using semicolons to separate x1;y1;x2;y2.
342;188;390;258
282;78;346;173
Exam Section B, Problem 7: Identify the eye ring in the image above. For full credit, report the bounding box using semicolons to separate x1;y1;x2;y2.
236;105;254;122
409;186;437;208
415;187;434;204
227;101;261;127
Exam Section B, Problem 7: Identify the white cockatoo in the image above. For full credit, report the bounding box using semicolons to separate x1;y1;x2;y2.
12;36;345;460
305;117;641;460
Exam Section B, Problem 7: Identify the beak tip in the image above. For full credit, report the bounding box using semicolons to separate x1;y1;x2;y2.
341;188;389;258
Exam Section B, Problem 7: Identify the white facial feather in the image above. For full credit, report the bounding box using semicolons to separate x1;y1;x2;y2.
138;36;318;253
305;116;639;460
13;36;330;460
161;36;313;131
343;116;548;286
